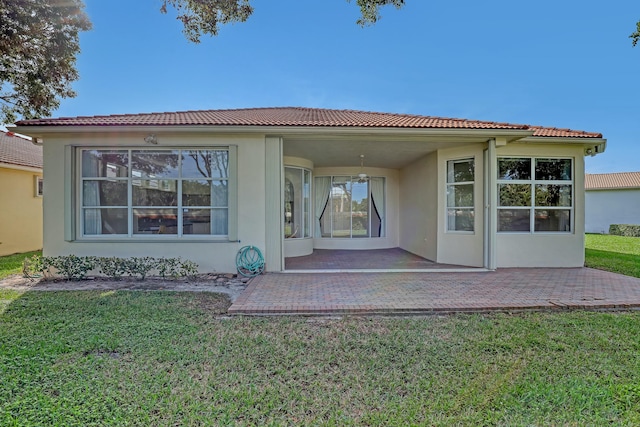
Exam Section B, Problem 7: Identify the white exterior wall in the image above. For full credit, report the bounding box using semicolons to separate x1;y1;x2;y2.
39;130;593;272
313;166;399;250
42;133;267;273
398;152;438;261
495;144;586;268
585;188;640;234
437;145;485;267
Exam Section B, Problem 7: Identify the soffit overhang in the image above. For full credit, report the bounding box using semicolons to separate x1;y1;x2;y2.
12;125;605;168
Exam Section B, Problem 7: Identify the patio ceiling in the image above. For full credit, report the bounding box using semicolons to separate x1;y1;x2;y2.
282;134;489;169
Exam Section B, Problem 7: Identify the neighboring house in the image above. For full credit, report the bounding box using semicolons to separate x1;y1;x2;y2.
0;131;43;256
13;107;606;272
585;172;640;234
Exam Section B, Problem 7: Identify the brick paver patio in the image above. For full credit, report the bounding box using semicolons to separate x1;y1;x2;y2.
229;268;640;315
285;248;464;270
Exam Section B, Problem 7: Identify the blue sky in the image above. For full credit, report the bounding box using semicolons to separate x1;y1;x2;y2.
51;0;639;173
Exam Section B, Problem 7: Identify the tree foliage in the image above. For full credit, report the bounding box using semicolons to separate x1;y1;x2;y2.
161;0;406;43
2;0;637;125
351;0;405;27
631;21;640;47
160;0;254;43
1;0;406;123
0;0;91;123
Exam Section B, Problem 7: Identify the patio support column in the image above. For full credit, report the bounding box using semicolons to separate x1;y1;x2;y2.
265;136;283;271
486;137;505;270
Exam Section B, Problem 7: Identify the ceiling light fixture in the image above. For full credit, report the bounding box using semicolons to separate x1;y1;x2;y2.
358;154;369;183
144;134;158;144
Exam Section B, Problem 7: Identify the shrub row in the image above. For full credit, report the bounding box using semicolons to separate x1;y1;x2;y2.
23;255;199;281
609;224;640;237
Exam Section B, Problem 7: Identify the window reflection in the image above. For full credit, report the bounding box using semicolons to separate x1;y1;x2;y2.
284;167;311;239
81;148;229;237
446;159;474;232
131;151;179;178
133;209;178;234
497;157;573;233
317;176;383;238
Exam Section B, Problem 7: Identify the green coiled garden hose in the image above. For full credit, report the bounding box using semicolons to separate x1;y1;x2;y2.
235;245;265;277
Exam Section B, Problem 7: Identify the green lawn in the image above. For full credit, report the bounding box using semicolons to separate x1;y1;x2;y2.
2;290;640;425
585;234;640;278
2;238;640;424
0;250;41;280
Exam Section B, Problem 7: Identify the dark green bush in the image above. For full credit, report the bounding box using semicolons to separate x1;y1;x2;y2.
609;224;640;237
96;257;128;280
24;255;200;280
41;255;97;280
124;256;157;280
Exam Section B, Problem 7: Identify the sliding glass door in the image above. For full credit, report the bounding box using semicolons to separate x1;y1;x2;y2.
317;176;384;238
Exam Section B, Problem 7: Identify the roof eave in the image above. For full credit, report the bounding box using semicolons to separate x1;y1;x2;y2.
517;136;607;156
0;161;43;173
10;124;535;141
586;186;640;191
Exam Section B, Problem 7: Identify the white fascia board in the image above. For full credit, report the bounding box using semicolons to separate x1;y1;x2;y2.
516;136;607;156
12;125;535;141
517;136;607;146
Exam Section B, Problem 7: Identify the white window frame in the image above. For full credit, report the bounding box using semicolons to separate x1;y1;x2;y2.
445;158;475;233
34;176;43;197
77;147;233;240
284;166;313;239
497;157;574;234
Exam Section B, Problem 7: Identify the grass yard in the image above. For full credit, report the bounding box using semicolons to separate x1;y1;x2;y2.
2;290;640;425
0;250;41;280
585;234;640;278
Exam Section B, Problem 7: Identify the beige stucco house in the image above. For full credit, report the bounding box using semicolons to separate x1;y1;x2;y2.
0;131;43;256
13;107;606;272
585;172;640;234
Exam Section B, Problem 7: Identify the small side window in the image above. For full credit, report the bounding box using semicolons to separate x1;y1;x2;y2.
35;176;43;197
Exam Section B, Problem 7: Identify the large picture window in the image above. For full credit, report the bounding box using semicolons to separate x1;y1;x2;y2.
446;158;474;232
497;157;573;233
80;148;229;237
316;176;385;238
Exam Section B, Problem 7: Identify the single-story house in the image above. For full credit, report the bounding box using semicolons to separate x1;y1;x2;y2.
585;172;640;234
13;107;606;272
0;131;43;256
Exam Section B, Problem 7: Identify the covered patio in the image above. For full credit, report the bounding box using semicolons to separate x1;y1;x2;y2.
284;248;472;271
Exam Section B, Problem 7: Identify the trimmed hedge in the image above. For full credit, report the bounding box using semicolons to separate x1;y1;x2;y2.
23;255;199;281
609;224;640;237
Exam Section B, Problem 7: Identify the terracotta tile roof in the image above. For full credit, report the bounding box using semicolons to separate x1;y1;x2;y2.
0;132;42;169
14;107;603;138
528;126;602;138
585;172;640;190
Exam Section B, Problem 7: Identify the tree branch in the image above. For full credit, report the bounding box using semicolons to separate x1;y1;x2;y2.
631;21;640;47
